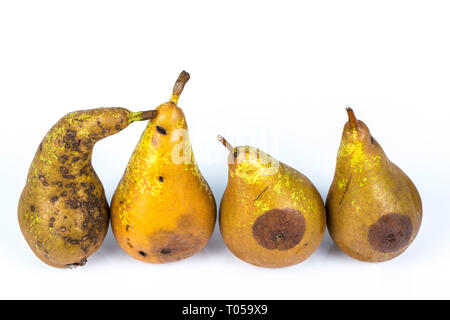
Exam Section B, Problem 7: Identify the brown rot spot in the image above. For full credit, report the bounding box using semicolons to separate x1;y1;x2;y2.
126;225;129;232
368;213;413;253
156;125;167;135
370;136;374;144
160;248;172;255
50;195;59;203
149;231;203;263
159;176;164;182
30;205;36;212
252;208;306;251
139;251;147;257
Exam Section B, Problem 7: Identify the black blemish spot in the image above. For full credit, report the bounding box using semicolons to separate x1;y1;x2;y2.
160;248;172;255
254;186;268;202
50;195;59;203
39;143;43;152
72;156;80;163
59;226;66;232
82;152;90;161
38;175;49;186
159;176;164;182
97;121;101;126
60;166;75;179
252;208;306;251
50;217;55;223
339;174;352;206
56;181;63;188
370;136;374;144
30;205;36;212
139;251;147;257
126;225;129;232
156;125;167;135
304;243;309;247
115;124;121;130
65;198;79;209
368;213;413;253
62;129;81;152
79;164;90;176
60;191;67;197
59;154;69;164
67;257;87;267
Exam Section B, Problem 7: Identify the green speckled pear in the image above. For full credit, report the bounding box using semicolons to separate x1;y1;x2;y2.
18;107;156;268
326;108;422;262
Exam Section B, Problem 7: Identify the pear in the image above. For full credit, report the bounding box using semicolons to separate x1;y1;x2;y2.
111;71;216;263
218;136;326;268
326;108;422;262
18;107;156;268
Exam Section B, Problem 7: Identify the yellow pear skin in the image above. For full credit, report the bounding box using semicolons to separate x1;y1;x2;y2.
326;108;422;262
111;71;216;263
18;107;156;268
218;136;326;268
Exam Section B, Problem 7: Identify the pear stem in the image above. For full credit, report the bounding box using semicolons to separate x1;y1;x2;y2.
129;110;157;122
170;71;190;104
346;107;358;129
217;135;234;152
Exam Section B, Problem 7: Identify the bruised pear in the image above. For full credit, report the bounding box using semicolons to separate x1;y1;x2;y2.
326;108;422;262
111;71;216;263
218;136;326;268
18;107;156;268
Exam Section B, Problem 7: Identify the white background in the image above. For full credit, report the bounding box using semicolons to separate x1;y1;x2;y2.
0;0;449;300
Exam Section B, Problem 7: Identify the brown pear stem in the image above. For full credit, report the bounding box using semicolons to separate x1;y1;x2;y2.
217;135;234;152
129;110;157;122
170;71;190;104
346;107;358;129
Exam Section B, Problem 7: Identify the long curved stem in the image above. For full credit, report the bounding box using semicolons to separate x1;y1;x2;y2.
346;107;358;129
170;71;190;104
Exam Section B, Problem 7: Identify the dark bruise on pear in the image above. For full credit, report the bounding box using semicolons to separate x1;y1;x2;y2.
18;107;156;268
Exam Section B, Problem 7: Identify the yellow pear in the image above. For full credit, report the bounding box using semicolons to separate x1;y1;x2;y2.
111;71;216;263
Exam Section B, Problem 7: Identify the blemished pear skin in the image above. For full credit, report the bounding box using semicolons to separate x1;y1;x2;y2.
18;107;156;268
111;71;216;264
326;108;422;262
218;136;326;268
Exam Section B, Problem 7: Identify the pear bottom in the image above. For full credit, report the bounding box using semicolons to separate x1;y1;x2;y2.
220;207;325;268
